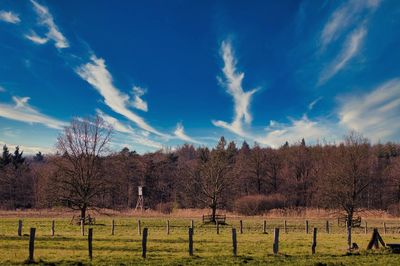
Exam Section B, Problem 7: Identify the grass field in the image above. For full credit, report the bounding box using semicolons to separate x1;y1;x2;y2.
1;215;400;265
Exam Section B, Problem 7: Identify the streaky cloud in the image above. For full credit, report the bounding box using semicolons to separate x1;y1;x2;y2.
25;31;48;45
319;26;366;85
131;86;148;112
0;96;67;129
96;109;163;149
257;115;333;148
338;79;400;142
0;10;20;24
0;140;54;155
76;55;166;137
212;40;258;137
174;123;201;144
320;0;380;49
30;0;69;49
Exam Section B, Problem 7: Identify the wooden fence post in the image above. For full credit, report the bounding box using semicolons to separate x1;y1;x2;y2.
167;220;170;235
325;221;329;234
18;220;22;237
263;220;267;234
88;228;93;260
240;220;243;234
216;221;220;234
188;227;193;256
81;219;85;236
51;220;55;237
284;220;287;234
232;228;237;256
305;220;309;234
383;222;387;234
312;228;317;254
273;228;279;255
365;221;368;234
142;228;148;258
190;220;194;235
28;227;36;263
138;220;141;236
111;220;115;235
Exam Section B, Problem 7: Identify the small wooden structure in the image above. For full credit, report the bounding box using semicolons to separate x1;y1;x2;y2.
135;186;145;211
338;215;362;227
202;214;226;224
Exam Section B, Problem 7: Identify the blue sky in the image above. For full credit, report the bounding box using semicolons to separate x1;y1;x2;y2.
1;0;400;154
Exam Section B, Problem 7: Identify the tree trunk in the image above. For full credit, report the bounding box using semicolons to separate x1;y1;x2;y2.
346;213;353;251
80;206;87;221
210;199;217;224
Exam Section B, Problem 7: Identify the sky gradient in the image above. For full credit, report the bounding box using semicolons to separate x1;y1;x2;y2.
1;0;400;154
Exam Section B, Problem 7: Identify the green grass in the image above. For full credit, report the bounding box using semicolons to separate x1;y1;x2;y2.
1;216;400;265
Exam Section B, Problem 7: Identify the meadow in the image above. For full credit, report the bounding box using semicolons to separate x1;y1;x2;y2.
1;213;400;265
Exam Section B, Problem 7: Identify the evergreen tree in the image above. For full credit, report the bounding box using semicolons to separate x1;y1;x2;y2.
12;146;25;169
0;145;12;168
33;151;44;162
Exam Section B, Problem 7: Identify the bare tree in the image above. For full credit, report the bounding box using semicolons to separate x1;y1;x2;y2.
189;137;233;223
53;116;112;220
319;132;374;251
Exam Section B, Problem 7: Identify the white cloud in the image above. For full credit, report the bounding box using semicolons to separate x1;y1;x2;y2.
131;86;148;112
0;140;54;155
308;97;323;110
76;55;166;137
319;26;366;84
0;96;67;129
338;79;400;142
0;10;20;24
0;86;6;92
174;123;201;144
30;0;68;49
320;0;380;49
95;109;164;149
257;115;333;148
212;40;258;137
25;31;48;45
95;109;133;134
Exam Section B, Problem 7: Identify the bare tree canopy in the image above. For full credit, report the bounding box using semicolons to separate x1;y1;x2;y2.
52;116;113;220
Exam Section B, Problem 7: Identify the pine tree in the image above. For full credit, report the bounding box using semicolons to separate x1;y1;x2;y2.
12;146;25;169
33;151;44;162
0;145;12;168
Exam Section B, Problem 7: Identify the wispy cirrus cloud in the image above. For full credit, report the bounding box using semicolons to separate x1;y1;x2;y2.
0;140;54;155
76;55;167;137
0;10;20;24
131;86;148;112
308;97;323;110
29;0;68;49
0;96;67;129
338;79;400;142
174;123;201;144
25;31;48;45
212;40;258;137
318;0;381;85
96;109;163;149
320;0;380;49
319;26;367;85
257;116;333;148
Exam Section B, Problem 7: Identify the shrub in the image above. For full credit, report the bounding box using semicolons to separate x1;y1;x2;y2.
234;194;286;215
155;202;174;214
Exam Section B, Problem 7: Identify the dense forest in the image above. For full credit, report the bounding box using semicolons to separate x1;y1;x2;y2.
1;117;400;220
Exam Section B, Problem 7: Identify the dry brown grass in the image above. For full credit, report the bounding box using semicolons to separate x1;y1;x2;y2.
0;207;396;220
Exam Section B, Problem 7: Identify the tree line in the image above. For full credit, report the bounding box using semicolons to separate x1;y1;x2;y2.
1;117;400;222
